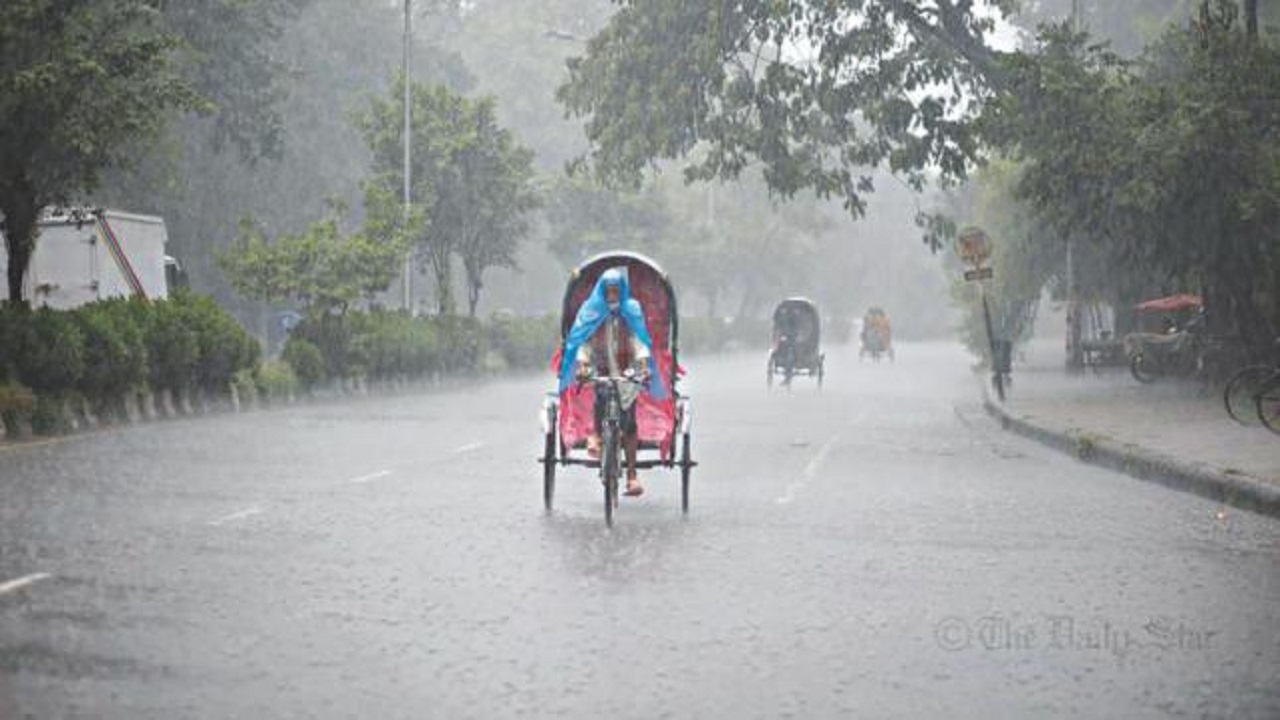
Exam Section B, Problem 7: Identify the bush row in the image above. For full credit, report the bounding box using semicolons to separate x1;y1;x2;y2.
281;310;559;390
0;292;260;435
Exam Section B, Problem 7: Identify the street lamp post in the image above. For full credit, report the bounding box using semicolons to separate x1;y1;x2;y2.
402;0;413;313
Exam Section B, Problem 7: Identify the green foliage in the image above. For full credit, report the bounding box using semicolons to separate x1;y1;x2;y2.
174;292;261;394
0;381;35;438
362;80;539;315
486;314;558;371
255;359;299;402
6;308;86;396
557;1;1016;230
218;193;414;315
982;2;1280;355
282;337;326;391
73;299;148;412
0;0;202;302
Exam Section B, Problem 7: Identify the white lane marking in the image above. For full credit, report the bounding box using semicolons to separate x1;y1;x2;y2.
208;506;264;526
777;435;840;505
454;442;485;454
348;470;392;485
0;572;52;596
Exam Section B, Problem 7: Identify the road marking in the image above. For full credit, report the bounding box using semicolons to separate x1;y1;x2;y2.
348;470;392;485
454;441;485;454
208;506;264;526
0;572;52;596
777;435;839;505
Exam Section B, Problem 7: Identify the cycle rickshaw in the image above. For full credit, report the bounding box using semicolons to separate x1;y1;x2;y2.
539;251;695;526
767;297;824;389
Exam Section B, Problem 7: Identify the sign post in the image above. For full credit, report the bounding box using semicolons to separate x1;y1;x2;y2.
956;227;1007;402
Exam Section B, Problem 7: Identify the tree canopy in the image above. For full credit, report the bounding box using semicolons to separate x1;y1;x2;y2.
557;0;1018;228
0;0;201;303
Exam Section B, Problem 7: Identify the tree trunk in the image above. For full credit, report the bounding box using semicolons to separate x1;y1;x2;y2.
1244;0;1258;38
0;179;40;306
466;272;481;318
429;250;454;315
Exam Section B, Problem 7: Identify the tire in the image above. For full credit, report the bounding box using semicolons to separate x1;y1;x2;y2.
680;433;692;514
1130;353;1161;384
1257;376;1280;435
817;359;824;390
602;428;619;527
1224;366;1271;425
766;356;774;389
542;430;557;512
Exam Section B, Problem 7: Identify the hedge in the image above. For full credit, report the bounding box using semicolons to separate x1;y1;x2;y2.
0;291;260;437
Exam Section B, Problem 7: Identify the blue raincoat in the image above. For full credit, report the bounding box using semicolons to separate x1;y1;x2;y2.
558;267;666;398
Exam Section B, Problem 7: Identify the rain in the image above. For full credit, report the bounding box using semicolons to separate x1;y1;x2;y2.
1;1;1278;717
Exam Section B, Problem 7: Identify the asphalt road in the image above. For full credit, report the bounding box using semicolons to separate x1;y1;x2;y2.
1;342;1277;719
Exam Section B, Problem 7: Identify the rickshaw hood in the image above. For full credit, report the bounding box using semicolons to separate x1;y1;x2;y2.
558;267;666;397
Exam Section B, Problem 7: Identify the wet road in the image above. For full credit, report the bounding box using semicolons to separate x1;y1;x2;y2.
1;342;1278;719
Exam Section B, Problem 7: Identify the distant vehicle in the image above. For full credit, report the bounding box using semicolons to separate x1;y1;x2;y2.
768;297;824;389
0;208;182;308
860;306;894;362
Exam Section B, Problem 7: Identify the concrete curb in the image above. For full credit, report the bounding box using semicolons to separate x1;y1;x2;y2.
982;394;1280;520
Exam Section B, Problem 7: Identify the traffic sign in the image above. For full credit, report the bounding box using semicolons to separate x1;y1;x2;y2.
956;227;991;268
964;267;994;282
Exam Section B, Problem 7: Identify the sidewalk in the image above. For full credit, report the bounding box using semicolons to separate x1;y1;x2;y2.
982;343;1280;517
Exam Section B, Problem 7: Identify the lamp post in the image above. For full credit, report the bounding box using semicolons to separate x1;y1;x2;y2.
402;0;413;313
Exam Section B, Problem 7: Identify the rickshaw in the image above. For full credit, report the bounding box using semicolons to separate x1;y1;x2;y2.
539;251;695;526
767;297;824;389
860;306;894;362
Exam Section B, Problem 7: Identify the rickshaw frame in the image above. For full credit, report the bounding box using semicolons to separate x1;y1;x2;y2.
539;251;695;521
767;297;825;389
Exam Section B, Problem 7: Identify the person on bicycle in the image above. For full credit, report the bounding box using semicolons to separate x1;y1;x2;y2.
558;267;663;497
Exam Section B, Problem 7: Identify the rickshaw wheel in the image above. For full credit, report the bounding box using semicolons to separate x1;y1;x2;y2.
542;430;557;512
1130;353;1161;383
680;433;692;514
602;431;619;527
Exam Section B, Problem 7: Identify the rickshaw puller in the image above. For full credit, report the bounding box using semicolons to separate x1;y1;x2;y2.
561;268;659;498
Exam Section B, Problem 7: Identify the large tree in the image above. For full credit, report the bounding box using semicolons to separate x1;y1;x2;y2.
363;81;537;316
0;0;200;304
557;0;1017;238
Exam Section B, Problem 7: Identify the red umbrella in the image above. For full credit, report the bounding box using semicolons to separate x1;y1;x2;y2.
1134;294;1203;312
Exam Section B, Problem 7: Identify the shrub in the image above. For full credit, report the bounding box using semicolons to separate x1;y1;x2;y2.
9;308;85;396
173;292;260;394
74;300;147;413
0;382;35;438
256;360;299;402
282;337;326;391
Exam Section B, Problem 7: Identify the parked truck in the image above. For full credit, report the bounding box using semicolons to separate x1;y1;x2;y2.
0;209;182;309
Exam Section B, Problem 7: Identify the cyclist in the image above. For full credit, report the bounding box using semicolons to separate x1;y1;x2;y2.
558;268;662;497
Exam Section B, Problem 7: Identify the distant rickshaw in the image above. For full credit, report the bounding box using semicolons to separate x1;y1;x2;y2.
768;297;824;389
860;306;894;362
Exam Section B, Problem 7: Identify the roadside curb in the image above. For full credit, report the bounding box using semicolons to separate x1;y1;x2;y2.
981;392;1280;519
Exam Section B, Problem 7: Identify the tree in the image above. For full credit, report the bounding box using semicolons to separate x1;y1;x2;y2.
362;81;537;315
451;101;539;317
0;0;200;304
218;188;417;315
980;1;1280;355
556;1;1018;239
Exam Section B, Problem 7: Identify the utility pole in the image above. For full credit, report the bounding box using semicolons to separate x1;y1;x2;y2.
402;0;414;313
1065;0;1083;371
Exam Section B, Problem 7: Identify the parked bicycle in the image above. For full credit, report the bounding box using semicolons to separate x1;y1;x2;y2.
1224;338;1280;434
